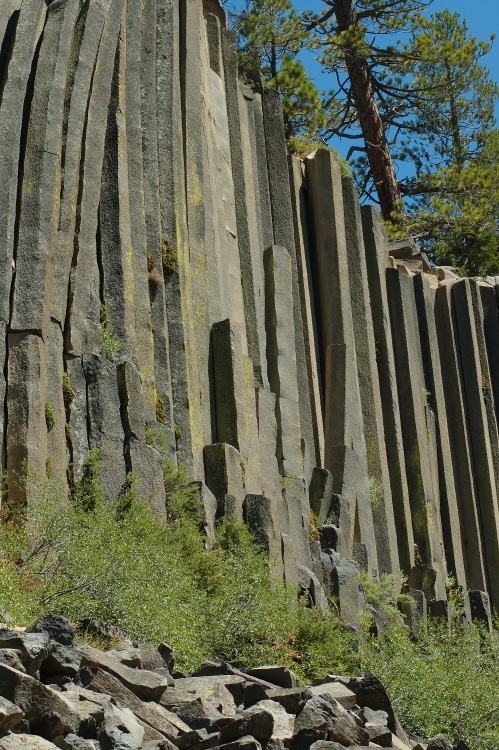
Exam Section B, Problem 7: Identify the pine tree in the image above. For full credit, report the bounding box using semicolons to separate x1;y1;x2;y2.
237;0;329;146
306;0;433;220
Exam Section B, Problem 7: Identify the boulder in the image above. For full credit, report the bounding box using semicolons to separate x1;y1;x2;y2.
171;696;225;731
245;665;298;688
290;696;339;750
265;686;313;715
427;735;454;750
0;629;49;677
0;696;24;731
348;673;395;722
328;715;369;746
82;667;188;739
245;700;294;740
99;702;144;750
219;706;274;743
173;676;246;707
308;681;357;709
0;650;25;673
27;615;75;646
75;643;170;700
365;722;392;746
40;643;82;680
0;735;60;749
0;663;81;738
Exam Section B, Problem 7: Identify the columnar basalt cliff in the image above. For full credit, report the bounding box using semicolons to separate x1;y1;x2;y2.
1;0;499;625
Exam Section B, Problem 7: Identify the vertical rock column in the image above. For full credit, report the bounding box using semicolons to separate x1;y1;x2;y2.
342;176;399;578
288;155;325;470
261;87;314;479
0;0;47;492
452;279;499;609
141;0;176;447
361;207;414;574
156;0;194;468
413;273;467;590
306;151;378;578
52;0;116;483
220;29;267;387
7;0;79;502
386;268;447;601
434;283;486;593
264;245;312;570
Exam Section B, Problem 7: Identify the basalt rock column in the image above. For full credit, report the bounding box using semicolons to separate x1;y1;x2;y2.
434;282;487;593
306;150;378;579
342;176;399;579
413;273;466;590
386;268;447;601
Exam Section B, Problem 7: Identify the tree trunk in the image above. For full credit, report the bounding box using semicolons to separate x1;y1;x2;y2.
333;0;403;220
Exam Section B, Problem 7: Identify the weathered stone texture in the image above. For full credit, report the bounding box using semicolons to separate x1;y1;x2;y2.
3;0;499;617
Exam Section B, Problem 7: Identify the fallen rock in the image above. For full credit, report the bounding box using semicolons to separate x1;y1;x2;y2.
348;673;395;721
328;715;369;746
365;722;392;746
362;707;389;726
0;650;25;673
171;696;225;731
0;735;60;749
76;642;171;700
28;615;76;647
309;742;346;750
427;735;453;750
246;699;294;740
245;666;297;688
265;686;313;715
41;642;82;680
174;676;246;707
0;696;24;731
99;702;145;749
0;663;81;738
0;630;49;677
308;681;357;709
219;706;274;743
104;648;142;668
290;696;339;750
82;667;188;738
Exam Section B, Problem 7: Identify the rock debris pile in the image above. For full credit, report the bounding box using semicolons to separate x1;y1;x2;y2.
0;616;466;750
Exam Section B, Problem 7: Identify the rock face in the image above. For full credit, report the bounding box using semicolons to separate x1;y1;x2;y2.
1;0;499;620
0;617;464;749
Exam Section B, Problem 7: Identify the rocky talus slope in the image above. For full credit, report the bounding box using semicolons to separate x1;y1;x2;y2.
0;616;467;750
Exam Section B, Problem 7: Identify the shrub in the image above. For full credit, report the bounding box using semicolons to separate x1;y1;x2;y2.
155;392;167;425
45;402;55;432
360;619;499;750
99;305;121;360
62;373;75;411
161;237;176;275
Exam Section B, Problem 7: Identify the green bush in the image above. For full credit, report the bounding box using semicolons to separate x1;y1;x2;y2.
99;305;121;360
360;619;499;750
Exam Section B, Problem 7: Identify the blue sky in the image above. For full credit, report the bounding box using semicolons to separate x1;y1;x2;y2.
290;0;499;159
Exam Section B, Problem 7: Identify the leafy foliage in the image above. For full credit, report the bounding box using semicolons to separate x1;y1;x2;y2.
237;0;330;144
360;620;499;750
99;305;121;360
